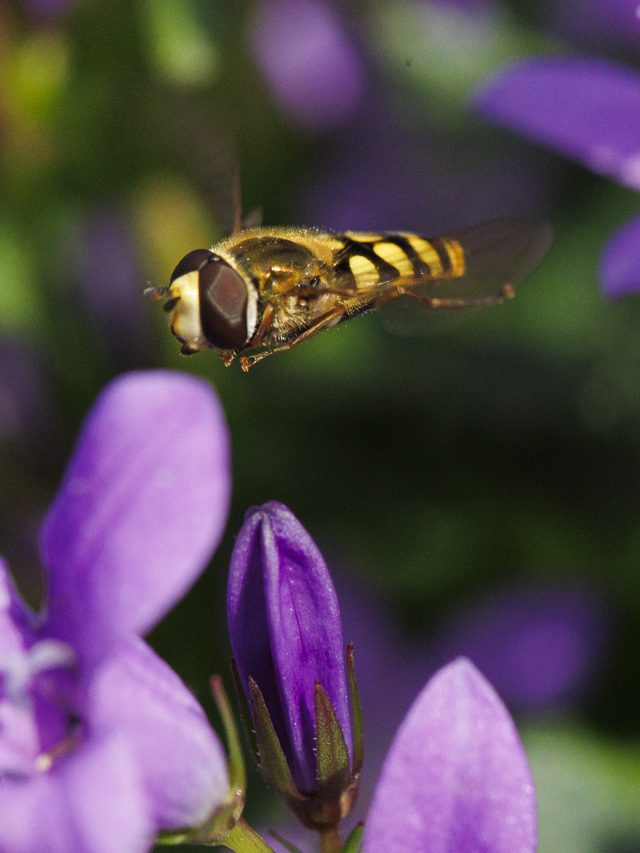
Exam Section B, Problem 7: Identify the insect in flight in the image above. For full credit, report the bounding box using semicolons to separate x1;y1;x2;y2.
145;216;552;372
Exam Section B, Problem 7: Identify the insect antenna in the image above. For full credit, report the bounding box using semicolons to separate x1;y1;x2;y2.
143;285;171;301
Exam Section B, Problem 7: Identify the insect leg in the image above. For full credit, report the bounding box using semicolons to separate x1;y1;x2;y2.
248;303;276;347
388;284;515;310
239;306;347;372
218;350;238;367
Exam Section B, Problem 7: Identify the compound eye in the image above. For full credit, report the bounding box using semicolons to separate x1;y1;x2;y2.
169;249;214;284
199;259;249;350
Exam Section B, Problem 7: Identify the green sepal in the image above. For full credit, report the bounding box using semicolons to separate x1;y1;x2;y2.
231;657;260;765
248;676;303;802
346;644;363;777
343;822;365;853
314;681;351;799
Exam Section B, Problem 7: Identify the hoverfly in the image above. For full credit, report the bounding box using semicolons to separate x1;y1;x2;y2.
145;216;552;372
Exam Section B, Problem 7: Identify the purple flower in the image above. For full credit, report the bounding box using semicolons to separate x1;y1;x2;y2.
0;371;231;851
476;57;640;298
363;658;537;853
227;502;360;826
247;0;365;130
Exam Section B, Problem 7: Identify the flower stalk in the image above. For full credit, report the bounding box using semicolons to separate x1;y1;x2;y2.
319;826;343;853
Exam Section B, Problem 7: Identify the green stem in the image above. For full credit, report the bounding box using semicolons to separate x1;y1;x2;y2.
319;826;342;853
211;675;246;800
220;818;276;853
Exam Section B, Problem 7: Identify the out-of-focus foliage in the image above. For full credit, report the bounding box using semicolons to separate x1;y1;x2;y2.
0;1;638;850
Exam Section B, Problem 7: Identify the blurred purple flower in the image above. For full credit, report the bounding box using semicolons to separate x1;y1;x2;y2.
363;658;537;853
298;97;556;233
0;371;231;851
306;571;608;839
23;0;76;20
247;0;365;130
430;583;609;711
77;212;149;368
435;0;494;9
598;215;640;300
227;501;352;795
549;0;640;52
476;57;640;298
0;338;55;448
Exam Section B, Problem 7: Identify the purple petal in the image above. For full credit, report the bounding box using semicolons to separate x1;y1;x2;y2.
248;0;364;130
363;659;536;853
41;371;230;663
600;215;640;299
0;563;74;775
0;659;41;776
87;637;229;830
0;557;35;655
476;57;640;190
0;733;153;853
228;501;351;792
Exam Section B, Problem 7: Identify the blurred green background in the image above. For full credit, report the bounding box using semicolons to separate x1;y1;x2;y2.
1;1;639;850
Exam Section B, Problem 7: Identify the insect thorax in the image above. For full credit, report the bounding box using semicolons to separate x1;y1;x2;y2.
223;234;327;295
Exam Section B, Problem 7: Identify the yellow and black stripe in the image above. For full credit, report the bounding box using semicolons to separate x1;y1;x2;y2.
333;231;466;290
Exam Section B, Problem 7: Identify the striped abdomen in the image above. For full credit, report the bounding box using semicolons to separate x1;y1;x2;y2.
332;231;466;291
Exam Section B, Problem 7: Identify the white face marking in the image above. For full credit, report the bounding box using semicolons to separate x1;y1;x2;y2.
169;271;207;348
244;279;258;343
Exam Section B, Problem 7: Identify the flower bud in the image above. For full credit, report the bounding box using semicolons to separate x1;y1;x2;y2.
227;502;362;829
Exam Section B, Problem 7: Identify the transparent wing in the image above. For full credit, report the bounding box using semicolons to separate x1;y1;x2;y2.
375;217;553;333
